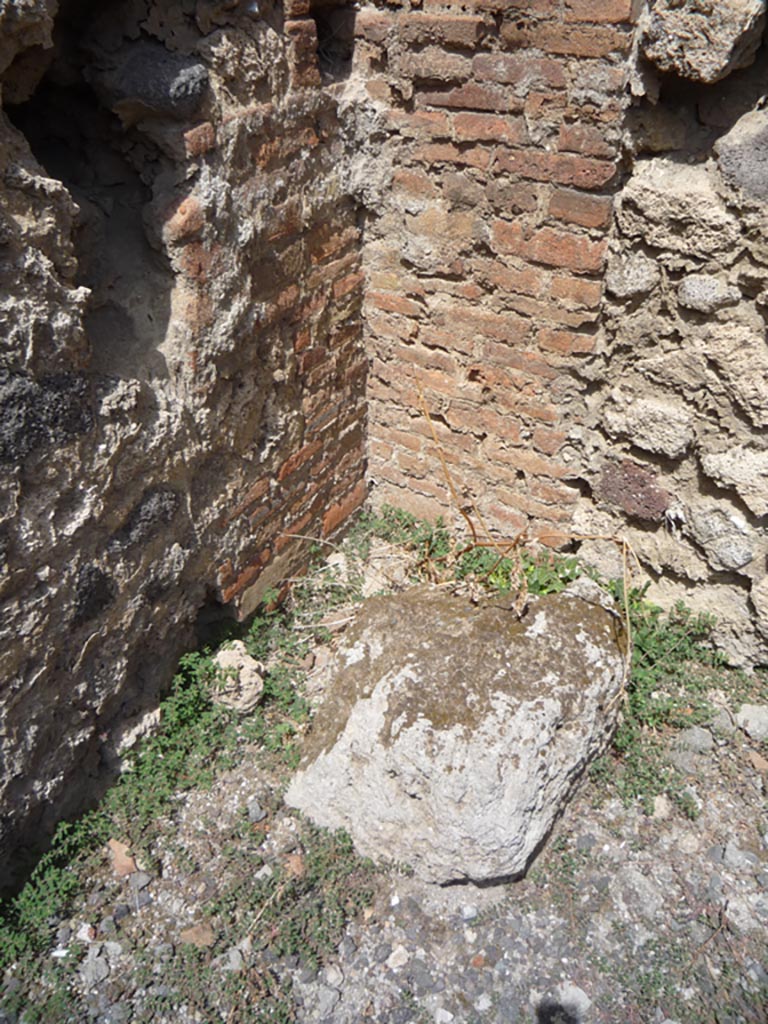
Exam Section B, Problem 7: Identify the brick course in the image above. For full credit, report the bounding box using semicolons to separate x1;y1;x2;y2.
361;0;629;542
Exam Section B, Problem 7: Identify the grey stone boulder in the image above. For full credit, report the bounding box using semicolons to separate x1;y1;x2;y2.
736;704;768;742
285;585;625;884
688;503;754;572
642;0;766;84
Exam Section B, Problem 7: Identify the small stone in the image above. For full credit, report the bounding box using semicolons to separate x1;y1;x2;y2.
707;845;725;864
247;797;267;823
80;955;110;989
435;1010;455;1024
217;947;244;973
314;985;340;1017
708;873;725;899
554;981;592;1016
676;726;715;754
212;641;265;714
134;891;152;910
128;871;152;892
723;841;759;872
255;864;274;881
98;916;117;937
575;833;597;852
475;993;493;1012
324;964;344;989
103;1005;131;1024
180;923;216;948
678;274;740;313
386;944;410;970
373;942;392;964
652;794;672;820
113;904;131;922
711;709;737;737
76;922;97;943
461;904;479;921
736;704;768;742
106;838;137;878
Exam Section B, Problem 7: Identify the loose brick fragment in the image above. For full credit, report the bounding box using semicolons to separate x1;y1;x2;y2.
491;221;607;274
495;149;616;190
501;22;631;58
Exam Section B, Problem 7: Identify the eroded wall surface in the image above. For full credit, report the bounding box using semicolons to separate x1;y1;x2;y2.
571;2;768;665
0;0;367;884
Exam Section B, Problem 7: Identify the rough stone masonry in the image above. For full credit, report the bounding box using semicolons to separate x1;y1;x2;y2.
0;0;767;882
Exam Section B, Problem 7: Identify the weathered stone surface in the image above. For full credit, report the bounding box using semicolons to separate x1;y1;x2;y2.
86;40;209;126
735;704;768;742
642;0;766;84
701;448;768;517
704;323;768;428
286;586;625;884
0;0;55;77
0;0;368;886
603;396;694;459
212;642;265;715
751;576;768;636
687;503;754;571
715;108;768;202
605;253;660;299
597;460;671;521
617;159;742;264
678;274;740;313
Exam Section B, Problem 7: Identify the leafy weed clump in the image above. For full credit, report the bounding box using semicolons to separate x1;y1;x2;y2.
592;583;727;814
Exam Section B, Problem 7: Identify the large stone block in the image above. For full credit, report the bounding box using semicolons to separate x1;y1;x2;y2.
642;0;766;83
617;159;742;263
286;585;625;884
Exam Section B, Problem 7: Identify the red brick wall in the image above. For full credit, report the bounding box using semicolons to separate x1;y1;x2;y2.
203;97;368;613
357;0;637;542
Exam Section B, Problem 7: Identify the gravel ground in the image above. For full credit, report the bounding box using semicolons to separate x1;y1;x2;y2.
5;547;768;1024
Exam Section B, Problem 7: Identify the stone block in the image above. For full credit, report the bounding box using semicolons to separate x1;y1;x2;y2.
286;585;625;883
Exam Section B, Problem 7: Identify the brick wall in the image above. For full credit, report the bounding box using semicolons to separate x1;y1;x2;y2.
355;0;637;542
207;93;368;613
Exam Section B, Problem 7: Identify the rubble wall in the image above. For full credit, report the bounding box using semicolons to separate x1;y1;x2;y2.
0;0;367;885
571;3;768;665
